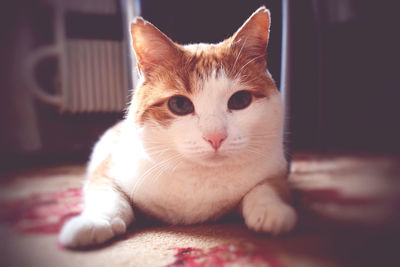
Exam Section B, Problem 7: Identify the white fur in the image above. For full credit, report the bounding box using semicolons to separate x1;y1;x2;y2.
241;182;297;235
59;69;296;248
59;189;134;247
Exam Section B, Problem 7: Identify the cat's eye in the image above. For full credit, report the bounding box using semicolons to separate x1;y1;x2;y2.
168;95;194;115
228;90;252;110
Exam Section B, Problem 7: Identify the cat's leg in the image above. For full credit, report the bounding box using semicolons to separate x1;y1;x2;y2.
240;177;297;235
59;167;134;248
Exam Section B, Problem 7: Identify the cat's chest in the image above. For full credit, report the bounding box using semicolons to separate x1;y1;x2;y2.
130;164;261;224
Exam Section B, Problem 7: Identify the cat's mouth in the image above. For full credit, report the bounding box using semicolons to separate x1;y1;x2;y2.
182;148;233;166
199;151;229;164
208;153;227;161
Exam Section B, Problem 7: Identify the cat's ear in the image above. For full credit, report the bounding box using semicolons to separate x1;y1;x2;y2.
230;7;271;60
131;18;181;75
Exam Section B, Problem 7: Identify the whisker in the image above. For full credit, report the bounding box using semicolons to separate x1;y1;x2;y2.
171;161;182;174
143;154;183;192
234;54;265;80
130;154;182;197
245;149;265;160
146;149;169;157
145;146;169;153
231;38;247;75
249;133;279;138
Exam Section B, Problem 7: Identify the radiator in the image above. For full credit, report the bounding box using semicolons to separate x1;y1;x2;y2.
64;40;129;112
24;0;135;113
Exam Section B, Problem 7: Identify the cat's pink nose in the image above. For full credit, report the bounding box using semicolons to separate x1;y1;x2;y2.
203;132;227;150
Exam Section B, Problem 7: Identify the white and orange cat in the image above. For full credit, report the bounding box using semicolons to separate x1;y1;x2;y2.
59;7;297;248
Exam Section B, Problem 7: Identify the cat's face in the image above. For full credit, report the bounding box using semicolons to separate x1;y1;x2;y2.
128;7;283;166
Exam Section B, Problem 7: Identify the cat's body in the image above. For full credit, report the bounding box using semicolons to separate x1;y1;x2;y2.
59;7;297;248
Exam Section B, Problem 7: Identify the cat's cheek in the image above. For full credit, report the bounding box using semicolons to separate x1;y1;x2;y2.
169;120;204;152
242;99;282;139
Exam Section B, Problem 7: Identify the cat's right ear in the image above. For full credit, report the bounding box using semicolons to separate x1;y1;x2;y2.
229;7;271;63
131;18;182;75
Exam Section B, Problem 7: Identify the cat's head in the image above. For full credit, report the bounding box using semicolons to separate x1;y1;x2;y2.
127;7;284;166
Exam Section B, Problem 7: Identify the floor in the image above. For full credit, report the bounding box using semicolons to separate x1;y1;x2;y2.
0;153;399;267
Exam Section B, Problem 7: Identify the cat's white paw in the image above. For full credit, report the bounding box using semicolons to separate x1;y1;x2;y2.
59;215;127;248
243;201;297;235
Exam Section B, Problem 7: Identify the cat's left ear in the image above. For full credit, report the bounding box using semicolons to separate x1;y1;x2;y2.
230;6;271;61
130;18;182;75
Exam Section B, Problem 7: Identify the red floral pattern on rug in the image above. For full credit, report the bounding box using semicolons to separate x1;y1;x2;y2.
0;185;389;235
0;188;83;234
1;154;399;235
167;244;285;267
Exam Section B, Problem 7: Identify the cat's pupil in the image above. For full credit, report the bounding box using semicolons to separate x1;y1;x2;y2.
168;95;194;115
176;98;185;108
228;90;252;110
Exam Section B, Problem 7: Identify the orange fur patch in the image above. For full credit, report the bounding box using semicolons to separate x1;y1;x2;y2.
130;8;277;127
132;43;277;127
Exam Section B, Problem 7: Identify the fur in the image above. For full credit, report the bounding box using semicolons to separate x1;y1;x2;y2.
59;7;297;248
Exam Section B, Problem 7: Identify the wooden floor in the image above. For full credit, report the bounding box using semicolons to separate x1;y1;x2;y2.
0;153;399;267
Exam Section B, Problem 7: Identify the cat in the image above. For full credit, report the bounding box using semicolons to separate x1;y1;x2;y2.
59;6;297;248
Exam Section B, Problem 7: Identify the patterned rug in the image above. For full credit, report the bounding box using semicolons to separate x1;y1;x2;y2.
0;153;399;267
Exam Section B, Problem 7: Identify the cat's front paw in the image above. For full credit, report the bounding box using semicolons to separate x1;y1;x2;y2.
59;215;127;248
243;201;297;235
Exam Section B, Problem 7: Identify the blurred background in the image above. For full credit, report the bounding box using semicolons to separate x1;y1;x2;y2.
0;0;399;173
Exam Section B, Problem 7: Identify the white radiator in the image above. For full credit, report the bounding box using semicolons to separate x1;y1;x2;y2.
64;40;129;112
24;0;135;113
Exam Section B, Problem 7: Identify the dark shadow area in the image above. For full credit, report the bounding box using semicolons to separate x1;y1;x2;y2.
289;0;400;153
2;0;399;176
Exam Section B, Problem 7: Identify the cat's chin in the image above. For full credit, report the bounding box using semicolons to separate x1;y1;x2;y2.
205;153;228;162
188;152;232;167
